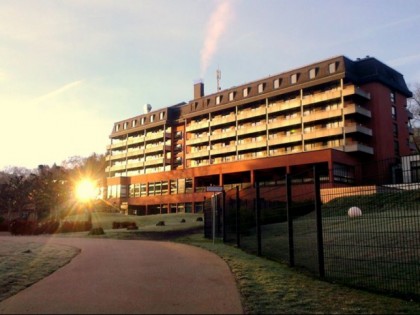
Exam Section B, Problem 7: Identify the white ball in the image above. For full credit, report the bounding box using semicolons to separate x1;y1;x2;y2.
348;206;362;218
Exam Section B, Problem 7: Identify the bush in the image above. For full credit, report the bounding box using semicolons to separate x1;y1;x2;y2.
180;219;186;223
156;221;165;226
89;227;105;235
112;221;137;229
59;221;92;233
9;220;37;235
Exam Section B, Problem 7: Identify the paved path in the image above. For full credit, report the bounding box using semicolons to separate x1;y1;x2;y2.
0;235;243;314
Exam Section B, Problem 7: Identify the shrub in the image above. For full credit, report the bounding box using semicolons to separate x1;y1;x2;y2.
89;227;105;235
59;221;92;233
180;219;186;223
156;221;165;226
112;221;137;229
196;217;203;222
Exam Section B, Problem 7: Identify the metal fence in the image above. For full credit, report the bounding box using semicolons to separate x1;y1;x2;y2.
205;161;420;301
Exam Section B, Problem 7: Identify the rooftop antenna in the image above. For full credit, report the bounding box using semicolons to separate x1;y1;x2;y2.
216;68;221;91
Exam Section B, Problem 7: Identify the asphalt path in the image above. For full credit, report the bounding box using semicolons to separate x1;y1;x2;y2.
0;235;243;314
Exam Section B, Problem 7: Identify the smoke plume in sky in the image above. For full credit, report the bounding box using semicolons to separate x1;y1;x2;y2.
200;0;234;78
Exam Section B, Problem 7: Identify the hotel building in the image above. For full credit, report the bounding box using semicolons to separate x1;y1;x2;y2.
105;55;413;215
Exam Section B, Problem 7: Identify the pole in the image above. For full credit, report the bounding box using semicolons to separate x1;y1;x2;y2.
212;192;216;245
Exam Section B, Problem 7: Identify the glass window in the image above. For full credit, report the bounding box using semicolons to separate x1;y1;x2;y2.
216;95;222;104
141;117;146;125
170;180;177;194
178;178;185;194
328;62;337;74
162;181;168;195
390;91;396;104
229;91;235;101
290;73;298;84
273;78;281;89
160;112;165;120
392;105;397;120
258;83;265;93
140;184;147;197
148;182;155;196
243;87;249;97
132;120;137;128
309;68;317;79
410;160;420;182
150;115;155;123
185;178;193;193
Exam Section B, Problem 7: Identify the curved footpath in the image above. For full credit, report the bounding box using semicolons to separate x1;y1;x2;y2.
0;235;243;314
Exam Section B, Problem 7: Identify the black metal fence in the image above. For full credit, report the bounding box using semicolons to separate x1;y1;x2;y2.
205;161;420;301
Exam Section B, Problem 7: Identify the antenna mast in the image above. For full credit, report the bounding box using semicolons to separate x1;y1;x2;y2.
216;68;221;91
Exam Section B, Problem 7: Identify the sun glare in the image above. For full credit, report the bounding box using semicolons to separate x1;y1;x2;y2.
75;179;97;202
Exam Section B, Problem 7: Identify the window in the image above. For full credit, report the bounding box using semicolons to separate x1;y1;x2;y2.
290;73;299;84
216;95;222;104
159;112;165;120
328;62;337;74
309;68;318;79
273;78;281;89
390;91;396;104
243;87;250;97
258;83;265;93
392;106;397;120
229;91;235;101
141;117;146;125
393;124;398;137
115;124;120;132
170;180;177;194
124;122;129;130
150;115;155;123
394;140;399;156
410;160;420;182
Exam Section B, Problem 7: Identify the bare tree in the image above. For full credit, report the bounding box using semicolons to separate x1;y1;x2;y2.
407;83;420;152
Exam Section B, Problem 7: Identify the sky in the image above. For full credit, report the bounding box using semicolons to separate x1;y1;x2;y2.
2;0;420;171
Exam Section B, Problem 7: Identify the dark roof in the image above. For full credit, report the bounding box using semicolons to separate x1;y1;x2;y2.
344;56;412;97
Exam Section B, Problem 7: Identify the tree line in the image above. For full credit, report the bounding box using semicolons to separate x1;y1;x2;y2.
0;153;108;226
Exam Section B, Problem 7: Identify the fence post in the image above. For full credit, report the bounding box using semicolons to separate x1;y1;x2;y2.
255;181;262;256
236;186;241;248
286;173;295;267
314;165;325;278
222;189;226;243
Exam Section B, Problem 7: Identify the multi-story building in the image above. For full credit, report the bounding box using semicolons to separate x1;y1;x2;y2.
105;55;413;215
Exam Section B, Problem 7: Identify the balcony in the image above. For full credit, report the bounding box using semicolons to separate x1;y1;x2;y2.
237;107;266;121
302;90;341;106
237;140;267;151
343;85;371;99
268;134;302;146
127;135;145;145
303;127;343;140
344;124;372;136
210;114;236;127
185;149;210;159
267;116;301;130
186;120;209;132
126;149;145;158
237;124;267;136
343;143;374;154
107;141;126;150
210;130;236;141
267;99;301;114
144;157;171;166
144;144;171;154
303;108;342;123
210;145;237;156
126;161;144;169
186;135;209;145
106;152;126;161
343;104;371;117
108;164;127;172
145;131;170;142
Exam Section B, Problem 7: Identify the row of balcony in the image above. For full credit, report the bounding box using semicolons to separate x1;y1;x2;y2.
107;145;171;161
186;85;370;132
186;103;371;138
186;140;374;167
185;125;372;159
107;131;171;150
106;157;171;172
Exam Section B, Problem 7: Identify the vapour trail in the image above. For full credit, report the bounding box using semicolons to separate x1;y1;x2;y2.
200;0;234;78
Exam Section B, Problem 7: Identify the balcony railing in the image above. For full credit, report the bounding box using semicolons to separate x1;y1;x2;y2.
267;116;301;130
186;135;209;145
303;127;343;140
237;124;267;136
210;130;236;141
210;114;236;127
186;120;209;132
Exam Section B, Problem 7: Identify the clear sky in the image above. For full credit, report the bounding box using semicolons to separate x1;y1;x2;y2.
2;0;420;171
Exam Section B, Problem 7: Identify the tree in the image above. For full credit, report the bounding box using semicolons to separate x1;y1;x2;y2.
407;82;420;152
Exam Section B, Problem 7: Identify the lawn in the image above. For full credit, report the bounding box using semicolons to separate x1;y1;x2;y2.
1;211;420;314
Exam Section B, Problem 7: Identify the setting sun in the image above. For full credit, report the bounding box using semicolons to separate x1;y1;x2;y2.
75;179;98;202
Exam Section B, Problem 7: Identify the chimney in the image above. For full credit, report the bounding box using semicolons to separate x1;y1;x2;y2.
194;80;204;99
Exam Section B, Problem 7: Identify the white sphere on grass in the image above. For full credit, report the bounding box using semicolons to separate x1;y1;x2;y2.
348;206;362;217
